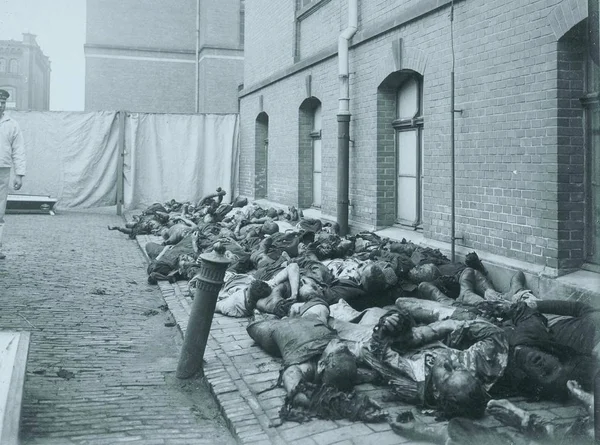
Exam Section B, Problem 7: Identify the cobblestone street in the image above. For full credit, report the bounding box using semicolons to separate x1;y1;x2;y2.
0;209;590;445
0;209;236;445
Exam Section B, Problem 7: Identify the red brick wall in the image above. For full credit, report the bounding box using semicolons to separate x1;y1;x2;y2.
239;0;590;272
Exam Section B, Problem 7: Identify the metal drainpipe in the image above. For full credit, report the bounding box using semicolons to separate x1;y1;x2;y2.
337;0;358;236
451;70;456;262
450;0;463;262
195;0;200;113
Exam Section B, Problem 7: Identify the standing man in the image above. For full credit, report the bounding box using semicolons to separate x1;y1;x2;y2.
0;89;25;259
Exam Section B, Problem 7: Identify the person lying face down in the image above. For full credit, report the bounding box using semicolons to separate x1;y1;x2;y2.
247;302;388;424
246;304;357;400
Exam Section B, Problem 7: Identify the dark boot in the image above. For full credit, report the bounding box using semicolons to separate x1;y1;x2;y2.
501;271;526;300
472;269;500;298
418;282;454;305
458;268;485;305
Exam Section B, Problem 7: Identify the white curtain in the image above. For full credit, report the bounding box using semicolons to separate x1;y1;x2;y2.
9;111;119;209
123;113;239;210
8;111;239;211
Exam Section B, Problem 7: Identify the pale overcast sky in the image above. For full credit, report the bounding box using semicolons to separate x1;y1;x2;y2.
0;0;86;111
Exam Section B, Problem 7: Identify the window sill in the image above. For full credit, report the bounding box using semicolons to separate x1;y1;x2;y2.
296;0;332;21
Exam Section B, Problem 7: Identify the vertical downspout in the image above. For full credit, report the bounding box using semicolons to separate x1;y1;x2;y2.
337;0;358;236
450;0;457;262
195;0;200;113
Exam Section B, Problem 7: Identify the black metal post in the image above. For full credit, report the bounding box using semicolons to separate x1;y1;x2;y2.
176;242;230;379
337;113;351;236
451;70;456;263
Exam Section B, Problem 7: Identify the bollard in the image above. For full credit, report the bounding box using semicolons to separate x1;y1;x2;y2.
176;242;230;379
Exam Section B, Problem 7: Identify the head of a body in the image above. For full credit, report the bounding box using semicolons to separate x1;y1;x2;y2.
298;276;324;301
245;279;272;311
431;353;490;419
508;345;593;400
260;221;279;235
359;263;387;294
317;339;357;391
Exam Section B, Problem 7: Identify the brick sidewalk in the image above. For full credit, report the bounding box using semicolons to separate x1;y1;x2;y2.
0;210;237;445
135;233;588;445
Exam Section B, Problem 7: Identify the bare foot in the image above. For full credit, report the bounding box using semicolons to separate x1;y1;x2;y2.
486;399;530;430
567;380;593;417
487;399;555;438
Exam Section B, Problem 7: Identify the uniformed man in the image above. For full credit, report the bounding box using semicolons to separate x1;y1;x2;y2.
0;89;26;259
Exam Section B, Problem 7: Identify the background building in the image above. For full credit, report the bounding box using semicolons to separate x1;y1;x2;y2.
84;0;244;113
0;33;51;111
238;0;599;279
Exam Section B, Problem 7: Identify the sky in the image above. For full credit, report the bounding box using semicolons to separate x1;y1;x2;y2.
0;0;86;111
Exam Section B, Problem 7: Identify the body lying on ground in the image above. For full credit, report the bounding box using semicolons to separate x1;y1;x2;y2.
390;379;594;444
397;270;599;402
111;193;595;438
247;298;509;420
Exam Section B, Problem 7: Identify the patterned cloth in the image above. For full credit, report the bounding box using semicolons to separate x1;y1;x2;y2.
363;318;509;407
325;258;368;284
215;273;256;317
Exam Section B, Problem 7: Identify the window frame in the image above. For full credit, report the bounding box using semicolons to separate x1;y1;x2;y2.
310;104;322;208
8;59;18;74
393;75;424;228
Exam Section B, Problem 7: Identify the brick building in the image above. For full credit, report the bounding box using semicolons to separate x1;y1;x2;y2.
238;0;600;277
0;33;51;111
84;0;244;113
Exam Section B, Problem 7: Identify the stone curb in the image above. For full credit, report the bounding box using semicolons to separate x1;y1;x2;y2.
133;233;289;445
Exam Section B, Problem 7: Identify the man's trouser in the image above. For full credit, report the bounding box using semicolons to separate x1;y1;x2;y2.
0;167;11;248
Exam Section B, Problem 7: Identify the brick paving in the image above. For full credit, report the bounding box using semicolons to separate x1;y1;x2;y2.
0;208;587;445
0;209;237;445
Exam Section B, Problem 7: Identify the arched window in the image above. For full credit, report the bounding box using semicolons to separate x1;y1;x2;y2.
9;59;18;74
394;74;424;226
311;104;322;207
298;97;322;208
0;59;6;72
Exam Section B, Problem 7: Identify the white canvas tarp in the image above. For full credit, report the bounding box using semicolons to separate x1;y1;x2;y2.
6;111;239;211
123;113;239;210
9;111;119;209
